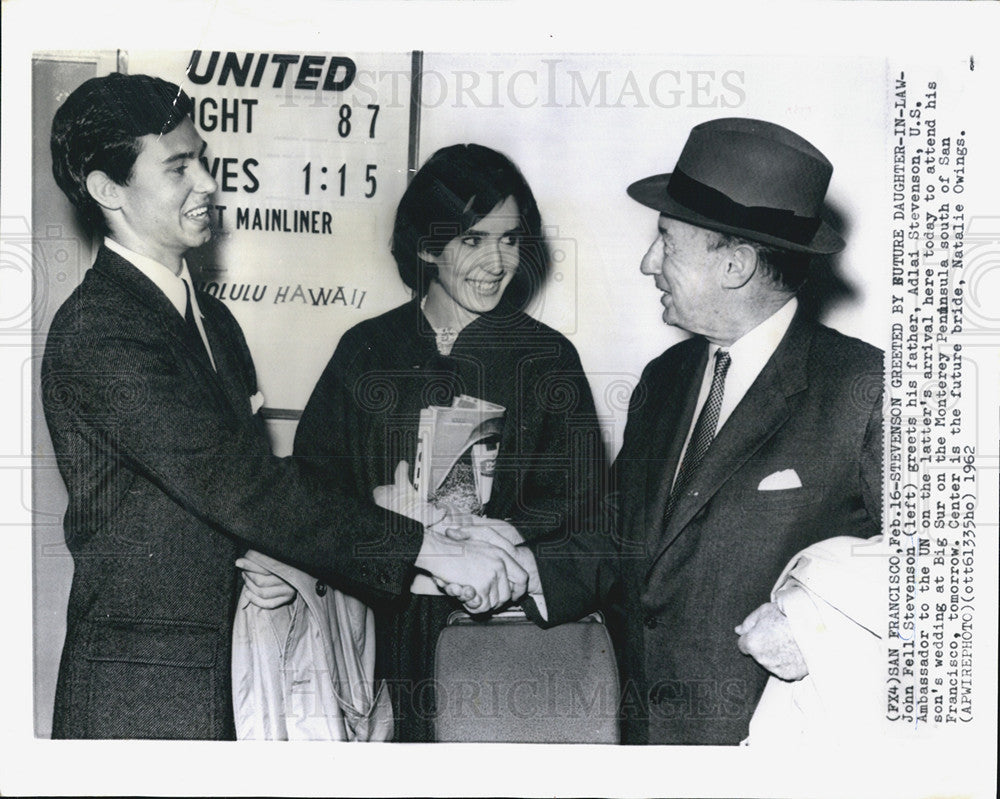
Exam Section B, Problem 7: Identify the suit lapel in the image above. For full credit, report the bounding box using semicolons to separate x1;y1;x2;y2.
642;341;706;552
93;247;243;417
647;314;815;576
199;308;252;418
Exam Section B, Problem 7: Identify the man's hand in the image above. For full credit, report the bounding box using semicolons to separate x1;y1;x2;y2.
444;516;523;546
374;461;475;603
236;551;297;609
735;601;808;681
415;529;528;613
374;461;529;612
442;519;541;597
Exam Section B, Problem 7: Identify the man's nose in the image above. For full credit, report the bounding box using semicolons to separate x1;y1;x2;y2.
194;159;219;195
640;239;662;275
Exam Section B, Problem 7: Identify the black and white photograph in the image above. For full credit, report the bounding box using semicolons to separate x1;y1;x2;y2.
2;2;998;797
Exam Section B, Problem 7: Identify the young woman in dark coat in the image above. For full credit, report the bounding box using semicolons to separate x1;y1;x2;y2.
294;144;606;741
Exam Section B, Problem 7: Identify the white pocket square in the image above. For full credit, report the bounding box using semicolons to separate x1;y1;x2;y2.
758;469;802;491
249;391;265;414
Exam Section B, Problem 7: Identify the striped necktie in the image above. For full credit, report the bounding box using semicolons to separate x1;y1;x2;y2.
663;349;731;525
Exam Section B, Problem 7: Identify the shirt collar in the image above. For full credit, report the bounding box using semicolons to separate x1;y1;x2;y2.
104;237;195;318
708;297;798;365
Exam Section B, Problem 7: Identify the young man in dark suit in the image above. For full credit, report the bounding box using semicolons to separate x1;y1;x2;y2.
42;72;526;739
525;118;883;744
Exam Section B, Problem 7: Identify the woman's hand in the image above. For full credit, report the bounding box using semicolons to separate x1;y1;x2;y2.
236;551;297;609
373;460;446;527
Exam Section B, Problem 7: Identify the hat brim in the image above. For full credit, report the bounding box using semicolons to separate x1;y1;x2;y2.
627;173;845;255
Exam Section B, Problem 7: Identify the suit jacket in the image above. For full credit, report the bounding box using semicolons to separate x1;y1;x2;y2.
530;313;883;744
41;246;425;739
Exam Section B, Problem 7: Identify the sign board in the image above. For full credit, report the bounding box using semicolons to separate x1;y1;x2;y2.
128;50;417;412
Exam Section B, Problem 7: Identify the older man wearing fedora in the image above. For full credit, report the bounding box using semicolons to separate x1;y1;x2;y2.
526;117;883;745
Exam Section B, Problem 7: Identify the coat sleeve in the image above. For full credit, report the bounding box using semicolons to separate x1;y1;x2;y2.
509;336;608;543
41;324;424;601
523;455;622;628
522;348;654;628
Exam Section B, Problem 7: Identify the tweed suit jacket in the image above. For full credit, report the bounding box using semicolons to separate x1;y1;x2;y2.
531;312;883;744
42;246;425;739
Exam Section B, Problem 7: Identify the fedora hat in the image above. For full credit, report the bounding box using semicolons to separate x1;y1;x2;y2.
627;117;844;254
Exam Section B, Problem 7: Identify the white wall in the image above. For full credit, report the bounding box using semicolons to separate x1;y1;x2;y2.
418;54;889;455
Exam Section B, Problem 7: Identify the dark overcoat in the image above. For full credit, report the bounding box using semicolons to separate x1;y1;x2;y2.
42;247;424;739
294;299;606;741
531;313;883;744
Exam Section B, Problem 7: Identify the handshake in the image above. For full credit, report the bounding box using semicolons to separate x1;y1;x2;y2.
237;461;541;614
374;461;540;614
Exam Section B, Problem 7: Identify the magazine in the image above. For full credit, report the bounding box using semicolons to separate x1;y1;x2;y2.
413;394;505;512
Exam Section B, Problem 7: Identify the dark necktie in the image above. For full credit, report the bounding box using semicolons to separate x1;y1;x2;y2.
662;349;732;525
182;279;212;366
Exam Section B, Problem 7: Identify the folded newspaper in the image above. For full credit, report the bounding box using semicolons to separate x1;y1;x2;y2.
413;395;505;512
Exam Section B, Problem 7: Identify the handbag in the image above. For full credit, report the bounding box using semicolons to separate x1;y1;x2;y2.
433;608;620;743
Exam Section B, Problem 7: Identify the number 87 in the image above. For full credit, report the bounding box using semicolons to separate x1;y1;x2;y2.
337;104;380;138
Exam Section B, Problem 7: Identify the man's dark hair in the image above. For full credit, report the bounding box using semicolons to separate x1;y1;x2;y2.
708;231;811;292
50;73;194;234
391;143;550;310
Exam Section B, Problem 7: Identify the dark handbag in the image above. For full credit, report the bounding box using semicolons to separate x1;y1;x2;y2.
433;609;620;743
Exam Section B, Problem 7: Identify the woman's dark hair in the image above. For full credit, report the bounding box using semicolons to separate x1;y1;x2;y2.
50;73;194;235
391;143;550;309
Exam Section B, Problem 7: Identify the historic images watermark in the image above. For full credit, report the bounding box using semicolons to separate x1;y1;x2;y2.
184;51;747;112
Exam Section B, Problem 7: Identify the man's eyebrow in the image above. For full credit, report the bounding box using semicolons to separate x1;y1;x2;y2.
162;142;208;164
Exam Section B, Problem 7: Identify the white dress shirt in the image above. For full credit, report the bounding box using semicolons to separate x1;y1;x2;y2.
104;238;216;370
673;297;798;486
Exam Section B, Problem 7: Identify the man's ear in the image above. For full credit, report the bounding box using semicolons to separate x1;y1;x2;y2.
85;171;124;212
720;242;758;289
417;248;439;265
